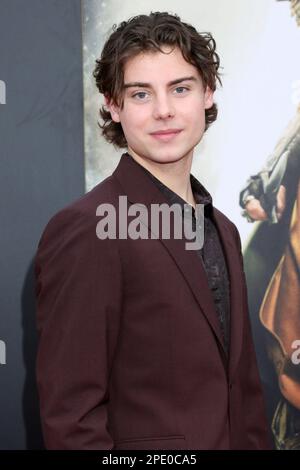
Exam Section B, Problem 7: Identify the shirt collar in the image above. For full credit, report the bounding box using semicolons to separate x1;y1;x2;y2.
125;152;213;217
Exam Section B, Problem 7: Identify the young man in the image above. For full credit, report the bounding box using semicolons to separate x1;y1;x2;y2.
35;12;271;450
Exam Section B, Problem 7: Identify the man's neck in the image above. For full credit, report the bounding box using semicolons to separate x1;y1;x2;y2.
127;148;197;209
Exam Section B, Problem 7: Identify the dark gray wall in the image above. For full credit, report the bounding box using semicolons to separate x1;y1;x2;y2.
0;0;85;449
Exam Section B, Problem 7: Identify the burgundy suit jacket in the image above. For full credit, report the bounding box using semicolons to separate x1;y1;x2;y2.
34;152;271;450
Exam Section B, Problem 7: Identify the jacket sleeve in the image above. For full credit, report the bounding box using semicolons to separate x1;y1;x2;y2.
232;223;272;449
34;206;122;449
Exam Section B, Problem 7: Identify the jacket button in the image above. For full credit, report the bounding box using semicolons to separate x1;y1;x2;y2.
229;383;233;390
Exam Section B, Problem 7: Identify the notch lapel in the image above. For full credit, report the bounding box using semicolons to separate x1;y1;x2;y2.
212;209;244;378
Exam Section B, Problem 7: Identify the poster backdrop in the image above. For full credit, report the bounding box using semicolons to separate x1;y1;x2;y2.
82;0;300;449
0;0;85;449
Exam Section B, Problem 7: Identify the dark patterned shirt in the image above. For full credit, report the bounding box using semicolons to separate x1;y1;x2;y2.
126;152;231;356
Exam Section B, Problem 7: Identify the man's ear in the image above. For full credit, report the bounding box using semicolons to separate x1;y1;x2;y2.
204;86;214;109
104;94;121;123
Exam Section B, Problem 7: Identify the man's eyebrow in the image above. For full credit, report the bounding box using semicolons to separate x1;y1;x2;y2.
123;75;198;89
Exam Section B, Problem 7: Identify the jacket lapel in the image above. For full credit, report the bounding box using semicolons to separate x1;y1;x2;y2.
212;209;244;378
113;153;243;376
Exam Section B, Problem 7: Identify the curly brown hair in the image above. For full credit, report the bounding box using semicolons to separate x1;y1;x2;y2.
93;11;222;149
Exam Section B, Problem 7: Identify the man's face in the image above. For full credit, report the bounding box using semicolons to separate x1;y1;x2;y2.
106;45;214;165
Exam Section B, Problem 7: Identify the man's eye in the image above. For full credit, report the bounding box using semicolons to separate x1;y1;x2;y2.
175;86;189;94
132;91;148;100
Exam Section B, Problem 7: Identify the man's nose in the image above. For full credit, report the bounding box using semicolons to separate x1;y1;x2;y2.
153;94;175;119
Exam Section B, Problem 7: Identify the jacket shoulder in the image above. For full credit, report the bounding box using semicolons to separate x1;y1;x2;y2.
213;206;241;250
58;174;120;217
213;206;238;232
36;174;121;249
42;174;120;223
